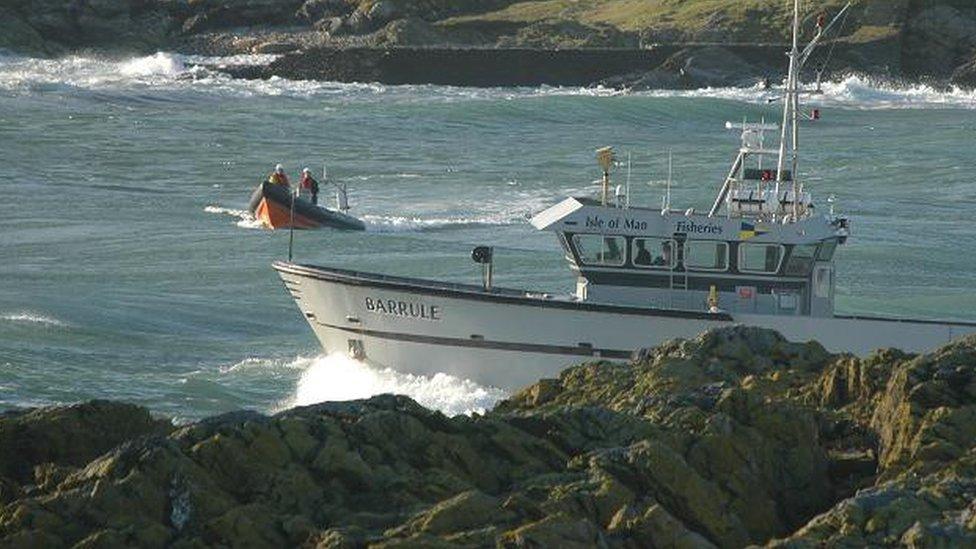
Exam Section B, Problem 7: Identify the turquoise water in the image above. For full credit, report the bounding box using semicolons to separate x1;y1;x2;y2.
2;53;975;420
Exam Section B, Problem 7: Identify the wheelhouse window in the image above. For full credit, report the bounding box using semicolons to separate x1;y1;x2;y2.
684;241;728;271
784;244;818;276
573;235;625;266
739;243;784;274
632;238;674;269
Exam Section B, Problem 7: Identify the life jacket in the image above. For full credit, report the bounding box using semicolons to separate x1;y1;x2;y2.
269;172;289;186
300;174;318;191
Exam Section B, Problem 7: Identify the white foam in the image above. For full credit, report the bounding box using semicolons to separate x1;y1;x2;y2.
183;53;283;67
284;353;506;417
362;213;522;233
219;355;311;375
118;52;185;77
4;51;975;108
204;204;263;229
817;75;976;109
638;75;976;109
1;312;66;327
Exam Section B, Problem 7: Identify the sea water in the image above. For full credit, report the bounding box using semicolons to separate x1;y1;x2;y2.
2;52;975;421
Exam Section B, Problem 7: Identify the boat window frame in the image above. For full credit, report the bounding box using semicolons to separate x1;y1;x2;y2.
557;233;576;263
784;243;819;276
571;233;627;267
683;240;729;272
817;239;838;261
630;237;677;270
738;243;785;275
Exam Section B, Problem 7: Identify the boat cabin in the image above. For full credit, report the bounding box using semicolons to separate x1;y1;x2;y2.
531;121;850;318
532;198;846;317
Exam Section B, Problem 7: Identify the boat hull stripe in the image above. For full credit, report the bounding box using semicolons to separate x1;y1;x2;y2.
315;321;635;359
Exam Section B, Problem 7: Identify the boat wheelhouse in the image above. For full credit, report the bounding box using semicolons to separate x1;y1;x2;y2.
532;119;848;319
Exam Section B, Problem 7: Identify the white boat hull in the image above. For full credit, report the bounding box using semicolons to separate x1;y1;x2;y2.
275;262;976;391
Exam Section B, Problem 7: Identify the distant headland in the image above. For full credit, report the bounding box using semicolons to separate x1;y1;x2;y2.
3;0;976;89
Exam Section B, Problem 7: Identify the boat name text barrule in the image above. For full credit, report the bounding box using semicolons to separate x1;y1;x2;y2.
364;297;442;321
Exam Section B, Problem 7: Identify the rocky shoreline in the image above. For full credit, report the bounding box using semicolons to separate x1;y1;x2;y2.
4;1;976;89
3;326;976;547
217;41;914;90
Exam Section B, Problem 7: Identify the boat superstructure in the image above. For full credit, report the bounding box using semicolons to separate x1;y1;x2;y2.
530;0;852;320
272;1;976;390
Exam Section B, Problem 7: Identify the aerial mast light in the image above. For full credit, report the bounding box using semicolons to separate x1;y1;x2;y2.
596;146;616;206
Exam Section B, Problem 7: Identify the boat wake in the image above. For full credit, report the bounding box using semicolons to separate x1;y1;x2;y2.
280;353;507;417
362;213;524;233
1;311;67;327
204;205;263;229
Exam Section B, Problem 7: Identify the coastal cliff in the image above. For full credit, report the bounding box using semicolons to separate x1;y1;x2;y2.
3;326;976;547
3;1;976;88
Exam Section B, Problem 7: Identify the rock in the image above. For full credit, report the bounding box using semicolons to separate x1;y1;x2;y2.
367;0;397;25
377;17;448;47
0;400;171;485
297;0;350;24
952;54;976;88
659;46;763;88
389;490;513;538
8;0;180;52
252;40;300;53
0;9;49;56
316;16;345;34
4;328;976;547
498;513;604;547
902;6;976;79
502;21;637;49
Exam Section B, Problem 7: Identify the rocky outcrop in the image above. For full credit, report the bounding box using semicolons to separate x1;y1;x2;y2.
0;400;171;487
901;5;976;80
228;46;687;86
2;327;976;547
953;55;976;88
0;0;182;55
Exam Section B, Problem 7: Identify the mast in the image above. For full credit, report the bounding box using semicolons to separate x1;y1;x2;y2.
709;1;849;220
776;0;801;219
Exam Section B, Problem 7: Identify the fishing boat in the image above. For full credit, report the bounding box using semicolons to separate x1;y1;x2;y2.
273;1;976;390
248;175;365;231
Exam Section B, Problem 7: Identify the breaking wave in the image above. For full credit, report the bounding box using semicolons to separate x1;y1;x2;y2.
3;52;974;108
642;75;976;109
283;353;506;417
